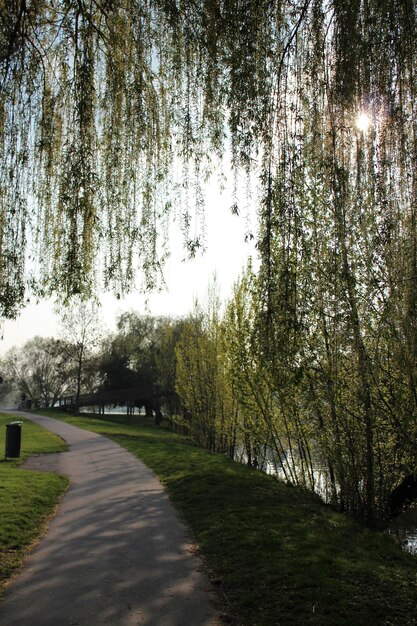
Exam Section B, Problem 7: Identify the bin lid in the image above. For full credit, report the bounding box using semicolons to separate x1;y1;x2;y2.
7;421;23;426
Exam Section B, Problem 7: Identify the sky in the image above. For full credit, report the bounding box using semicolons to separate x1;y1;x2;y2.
0;179;258;354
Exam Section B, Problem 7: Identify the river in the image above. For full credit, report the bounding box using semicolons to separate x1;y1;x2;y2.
386;502;417;555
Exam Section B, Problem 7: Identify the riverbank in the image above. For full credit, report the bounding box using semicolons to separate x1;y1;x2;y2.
30;410;417;625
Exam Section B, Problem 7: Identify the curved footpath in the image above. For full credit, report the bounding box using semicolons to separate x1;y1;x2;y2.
0;411;220;626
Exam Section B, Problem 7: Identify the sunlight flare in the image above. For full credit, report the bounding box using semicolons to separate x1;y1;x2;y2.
356;111;371;132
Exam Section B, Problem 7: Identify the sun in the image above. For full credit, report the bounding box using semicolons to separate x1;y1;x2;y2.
356;111;371;132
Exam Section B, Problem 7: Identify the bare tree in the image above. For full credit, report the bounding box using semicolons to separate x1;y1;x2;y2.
59;298;103;408
1;337;72;406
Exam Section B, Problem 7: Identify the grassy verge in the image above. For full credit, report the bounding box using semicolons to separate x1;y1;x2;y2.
38;410;417;625
0;413;69;592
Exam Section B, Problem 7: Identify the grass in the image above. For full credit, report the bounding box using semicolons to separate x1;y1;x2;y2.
33;409;417;625
0;413;69;592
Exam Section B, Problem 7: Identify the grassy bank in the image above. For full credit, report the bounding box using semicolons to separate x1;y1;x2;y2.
35;410;417;624
0;414;69;592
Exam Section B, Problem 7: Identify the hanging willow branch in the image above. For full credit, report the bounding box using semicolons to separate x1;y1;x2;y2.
0;0;415;320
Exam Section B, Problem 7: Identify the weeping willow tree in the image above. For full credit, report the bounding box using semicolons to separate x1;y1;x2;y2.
1;1;414;311
241;0;415;524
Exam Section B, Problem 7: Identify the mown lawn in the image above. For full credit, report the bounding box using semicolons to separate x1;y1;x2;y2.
0;413;69;592
35;409;417;625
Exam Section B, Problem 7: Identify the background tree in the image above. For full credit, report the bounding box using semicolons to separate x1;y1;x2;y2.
0;336;72;406
99;313;158;415
154;317;186;426
59;298;103;407
98;312;181;419
176;286;238;454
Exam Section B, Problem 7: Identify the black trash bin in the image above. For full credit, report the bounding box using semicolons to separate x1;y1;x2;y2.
5;421;23;459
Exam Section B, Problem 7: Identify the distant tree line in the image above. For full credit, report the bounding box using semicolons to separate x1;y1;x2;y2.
0;308;184;424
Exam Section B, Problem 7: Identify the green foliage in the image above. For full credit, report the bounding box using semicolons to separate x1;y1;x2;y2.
154;317;186;419
177;242;417;525
98;312;183;416
242;252;415;520
0;1;414;318
175;286;238;454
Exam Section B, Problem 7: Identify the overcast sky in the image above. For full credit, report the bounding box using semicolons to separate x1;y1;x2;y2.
0;178;258;354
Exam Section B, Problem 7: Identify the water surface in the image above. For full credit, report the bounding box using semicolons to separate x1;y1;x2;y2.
386;502;417;555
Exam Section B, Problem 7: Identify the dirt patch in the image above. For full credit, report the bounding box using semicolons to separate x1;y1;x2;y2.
21;452;66;474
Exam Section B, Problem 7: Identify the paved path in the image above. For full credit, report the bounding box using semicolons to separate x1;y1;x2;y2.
0;412;220;626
